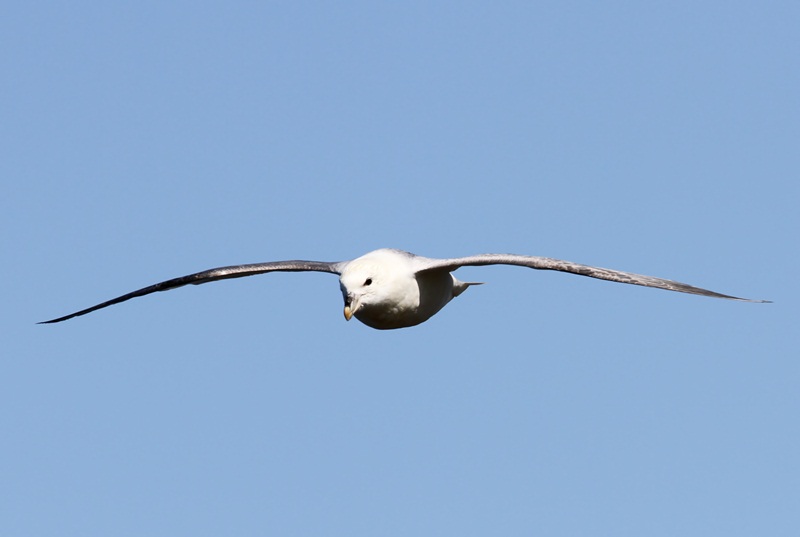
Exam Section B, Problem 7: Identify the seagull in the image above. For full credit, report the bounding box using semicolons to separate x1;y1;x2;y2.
39;248;769;329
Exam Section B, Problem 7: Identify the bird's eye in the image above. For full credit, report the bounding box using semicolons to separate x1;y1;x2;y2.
364;278;372;286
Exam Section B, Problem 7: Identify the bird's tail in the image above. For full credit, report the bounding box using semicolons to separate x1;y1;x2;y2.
453;280;484;297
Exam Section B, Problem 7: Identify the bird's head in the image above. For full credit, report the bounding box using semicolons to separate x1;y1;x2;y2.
338;249;418;324
339;261;382;321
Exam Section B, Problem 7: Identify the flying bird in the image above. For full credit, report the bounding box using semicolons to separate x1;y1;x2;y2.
39;248;769;329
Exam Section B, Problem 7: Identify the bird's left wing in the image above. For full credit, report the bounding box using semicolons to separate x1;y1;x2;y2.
413;253;769;302
40;260;346;324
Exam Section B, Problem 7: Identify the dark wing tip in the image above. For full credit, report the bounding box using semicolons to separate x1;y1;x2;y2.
38;318;69;325
37;300;127;324
714;297;772;304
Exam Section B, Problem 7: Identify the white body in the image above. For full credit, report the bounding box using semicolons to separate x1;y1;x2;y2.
339;249;475;329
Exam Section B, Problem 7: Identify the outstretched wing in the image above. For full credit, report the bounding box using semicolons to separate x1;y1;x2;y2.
414;254;769;302
40;260;345;324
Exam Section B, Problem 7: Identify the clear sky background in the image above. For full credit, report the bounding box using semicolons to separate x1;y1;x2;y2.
2;2;798;536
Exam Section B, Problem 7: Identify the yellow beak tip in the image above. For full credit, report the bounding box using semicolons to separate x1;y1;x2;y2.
343;306;353;321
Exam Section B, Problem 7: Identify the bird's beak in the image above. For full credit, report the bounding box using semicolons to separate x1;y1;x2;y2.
343;294;359;321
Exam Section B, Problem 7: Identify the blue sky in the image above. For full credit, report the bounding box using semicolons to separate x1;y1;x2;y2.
2;2;798;536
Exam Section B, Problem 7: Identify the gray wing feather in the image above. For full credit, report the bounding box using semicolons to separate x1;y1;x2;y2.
40;260;345;324
415;254;769;302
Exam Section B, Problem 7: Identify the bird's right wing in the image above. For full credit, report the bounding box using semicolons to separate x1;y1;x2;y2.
40;260;345;324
